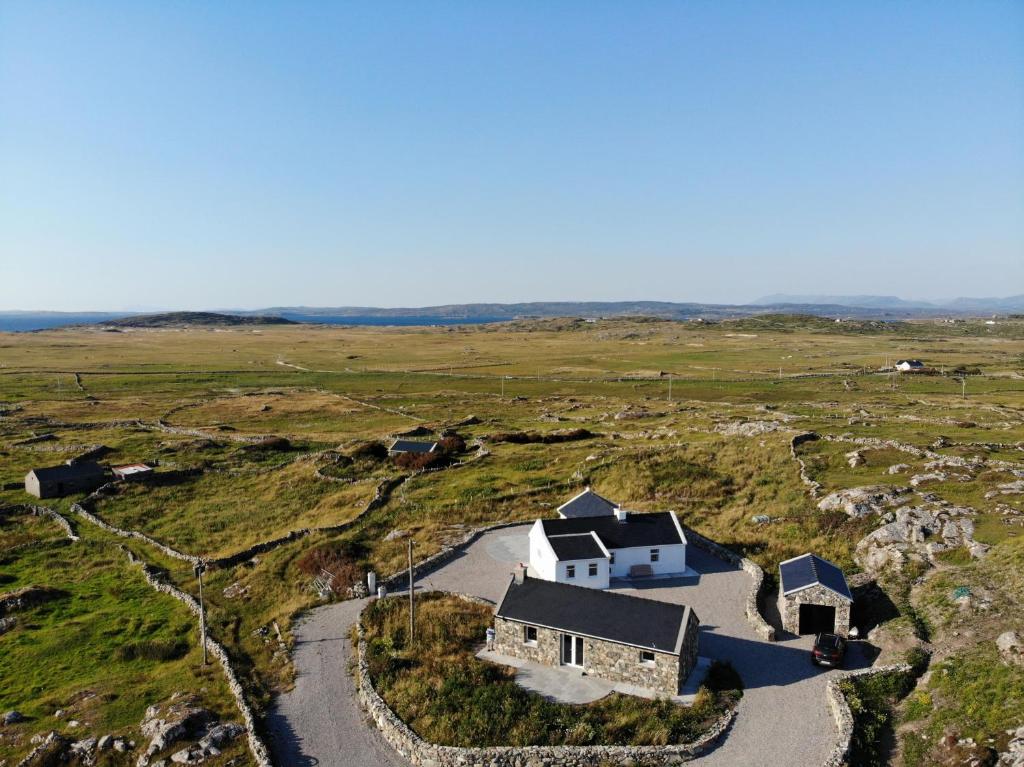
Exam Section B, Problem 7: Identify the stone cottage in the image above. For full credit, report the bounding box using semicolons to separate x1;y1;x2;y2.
492;569;700;696
778;553;853;637
24;462;107;499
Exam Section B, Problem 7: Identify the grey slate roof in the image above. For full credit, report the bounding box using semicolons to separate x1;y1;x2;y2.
779;554;853;601
541;511;684;550
388;439;437;454
547;533;607;561
29;462;107;483
496;575;692;653
557;488;618;518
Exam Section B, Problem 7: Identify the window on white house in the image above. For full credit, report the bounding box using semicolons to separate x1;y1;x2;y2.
639;650;656;665
566;565;576;578
650;548;660;563
524;626;538;645
588;562;598;577
609;552;615;565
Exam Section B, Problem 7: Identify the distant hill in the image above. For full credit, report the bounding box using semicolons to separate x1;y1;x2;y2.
98;312;297;328
752;294;1024;313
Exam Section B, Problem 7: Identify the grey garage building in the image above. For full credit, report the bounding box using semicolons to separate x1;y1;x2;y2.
492;569;700;697
24;462;108;499
778;553;853;637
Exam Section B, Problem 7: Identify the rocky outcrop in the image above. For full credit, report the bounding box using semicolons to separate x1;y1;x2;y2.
855;501;988;574
1000;726;1024;766
715;419;785;437
997;631;1024;667
818;485;908;519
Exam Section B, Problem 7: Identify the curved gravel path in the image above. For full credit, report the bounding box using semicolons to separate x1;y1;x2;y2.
268;525;869;766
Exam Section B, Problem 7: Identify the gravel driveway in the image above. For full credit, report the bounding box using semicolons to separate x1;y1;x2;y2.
268;524;868;767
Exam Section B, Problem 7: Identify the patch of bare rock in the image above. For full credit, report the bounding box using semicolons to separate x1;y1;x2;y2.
714;419;786;437
136;693;243;767
818;485;909;519
855;500;989;574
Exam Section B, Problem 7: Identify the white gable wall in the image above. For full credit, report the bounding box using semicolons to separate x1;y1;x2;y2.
608;543;686;578
528;520;558;581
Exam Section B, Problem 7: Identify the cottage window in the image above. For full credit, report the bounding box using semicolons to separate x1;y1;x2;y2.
524;626;538;645
639;650;656;666
566;565;576;578
588;562;598;577
609;552;615;565
650;548;660;563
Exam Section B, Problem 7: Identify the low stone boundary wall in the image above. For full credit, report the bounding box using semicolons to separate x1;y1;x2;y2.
118;546;273;767
72;485;201;565
355;595;735;767
822;663;912;767
17;504;79;541
791;432;823;498
683;527;776;642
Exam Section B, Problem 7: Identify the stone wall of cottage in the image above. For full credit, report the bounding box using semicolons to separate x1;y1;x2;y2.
494;616;685;696
778;583;851;637
678;608;700;683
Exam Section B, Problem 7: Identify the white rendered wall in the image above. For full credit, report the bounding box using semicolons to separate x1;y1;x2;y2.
608;543;686;578
554;558;610;589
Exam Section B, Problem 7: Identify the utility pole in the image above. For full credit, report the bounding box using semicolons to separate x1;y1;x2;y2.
500;376;504;398
407;539;415;642
961;377;966;399
194;561;208;665
667;373;672;403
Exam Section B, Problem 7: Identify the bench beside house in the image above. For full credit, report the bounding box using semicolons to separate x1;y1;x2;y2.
492;570;700;697
24;462;108;499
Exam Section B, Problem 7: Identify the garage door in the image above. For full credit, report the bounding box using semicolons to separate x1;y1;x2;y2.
798;603;836;634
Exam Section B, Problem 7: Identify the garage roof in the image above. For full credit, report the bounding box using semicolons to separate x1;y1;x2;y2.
779;554;852;601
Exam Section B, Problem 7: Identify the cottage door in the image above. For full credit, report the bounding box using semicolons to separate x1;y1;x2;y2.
561;634;584;667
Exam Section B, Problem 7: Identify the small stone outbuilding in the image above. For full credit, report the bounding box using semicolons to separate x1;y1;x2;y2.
24;462;107;499
493;569;699;696
778;554;853;637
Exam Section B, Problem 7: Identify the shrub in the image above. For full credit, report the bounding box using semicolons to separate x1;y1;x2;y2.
490;429;595;445
296;541;365;592
393;451;450;471
436;433;467;454
116;639;190;662
349;441;388;461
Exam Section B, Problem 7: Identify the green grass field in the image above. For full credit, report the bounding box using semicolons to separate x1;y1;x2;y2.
1;315;1023;764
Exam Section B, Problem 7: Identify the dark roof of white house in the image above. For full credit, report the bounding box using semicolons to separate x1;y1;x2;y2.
388;439;436;454
541;511;684;550
28;462;107;483
557;488;618;518
779;554;853;601
496;575;693;653
896;359;924;366
547;532;607;561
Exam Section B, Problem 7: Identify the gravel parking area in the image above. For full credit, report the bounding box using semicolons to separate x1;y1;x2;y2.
269;524;869;767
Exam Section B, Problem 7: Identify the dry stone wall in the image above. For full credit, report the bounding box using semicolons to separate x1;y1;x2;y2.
822;663;912;767
357;616;734;767
117;546;273;767
683;527;776;642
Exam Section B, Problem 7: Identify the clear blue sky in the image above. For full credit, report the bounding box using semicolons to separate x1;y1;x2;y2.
1;1;1022;310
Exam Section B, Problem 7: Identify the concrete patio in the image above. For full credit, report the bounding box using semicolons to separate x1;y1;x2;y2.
476;647;713;705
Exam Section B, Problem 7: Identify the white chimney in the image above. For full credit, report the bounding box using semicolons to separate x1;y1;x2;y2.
615;507;628;523
513;564;527;584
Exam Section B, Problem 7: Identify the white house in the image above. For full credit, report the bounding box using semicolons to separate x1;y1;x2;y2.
529;497;687;589
895;359;925;372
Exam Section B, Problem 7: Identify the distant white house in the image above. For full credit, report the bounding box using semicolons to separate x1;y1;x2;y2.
529;492;688;589
895;359;925;372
